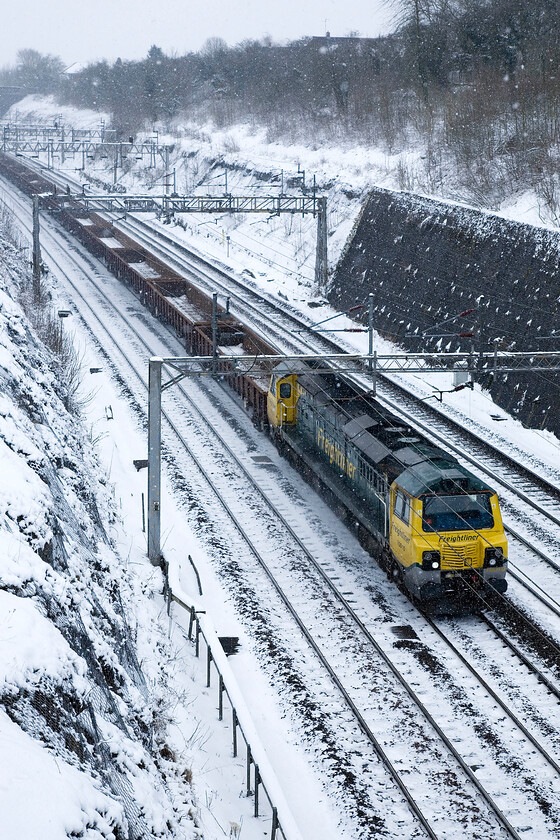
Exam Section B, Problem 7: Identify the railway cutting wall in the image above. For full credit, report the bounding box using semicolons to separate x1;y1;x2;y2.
330;188;560;437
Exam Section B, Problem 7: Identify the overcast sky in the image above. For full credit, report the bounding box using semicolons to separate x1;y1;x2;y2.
1;0;396;68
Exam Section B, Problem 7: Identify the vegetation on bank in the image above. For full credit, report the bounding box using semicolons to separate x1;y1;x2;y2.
3;1;560;213
0;204;83;414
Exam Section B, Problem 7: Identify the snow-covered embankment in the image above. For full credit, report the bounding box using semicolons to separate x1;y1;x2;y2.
0;211;197;839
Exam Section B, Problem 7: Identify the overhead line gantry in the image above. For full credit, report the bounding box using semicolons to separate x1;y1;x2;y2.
44;191;329;291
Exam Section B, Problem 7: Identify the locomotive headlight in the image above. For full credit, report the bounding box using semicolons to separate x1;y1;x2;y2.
484;547;504;567
422;550;441;570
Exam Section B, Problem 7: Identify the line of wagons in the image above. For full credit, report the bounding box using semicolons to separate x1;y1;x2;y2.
0;151;508;606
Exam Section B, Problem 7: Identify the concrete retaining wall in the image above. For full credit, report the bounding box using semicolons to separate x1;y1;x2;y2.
330;188;560;435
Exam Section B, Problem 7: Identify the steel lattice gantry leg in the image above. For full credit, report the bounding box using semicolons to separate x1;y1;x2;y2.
147;358;162;565
314;196;328;295
32;194;41;299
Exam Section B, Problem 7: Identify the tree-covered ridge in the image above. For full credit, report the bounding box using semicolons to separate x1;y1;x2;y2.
4;1;560;212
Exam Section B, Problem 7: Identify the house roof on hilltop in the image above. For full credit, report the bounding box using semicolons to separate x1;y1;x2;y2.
307;35;379;52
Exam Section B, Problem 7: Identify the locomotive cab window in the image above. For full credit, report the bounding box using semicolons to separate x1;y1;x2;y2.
394;489;410;524
279;382;292;399
422;492;494;532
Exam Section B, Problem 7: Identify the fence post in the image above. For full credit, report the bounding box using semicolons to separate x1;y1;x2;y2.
167;602;302;840
232;709;238;757
218;675;224;721
246;746;252;796
254;765;260;817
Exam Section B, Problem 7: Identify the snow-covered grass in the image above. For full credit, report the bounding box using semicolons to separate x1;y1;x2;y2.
11;94;560;282
7;94;111;132
0;711;126;840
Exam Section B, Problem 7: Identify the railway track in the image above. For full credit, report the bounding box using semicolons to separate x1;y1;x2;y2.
12;154;560;512
3;169;560;838
4;154;560;627
116;212;560;498
112;213;560;618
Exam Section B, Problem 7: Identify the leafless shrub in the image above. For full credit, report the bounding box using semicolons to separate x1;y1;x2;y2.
0;203;23;249
536;171;560;226
222;133;240;154
20;302;84;414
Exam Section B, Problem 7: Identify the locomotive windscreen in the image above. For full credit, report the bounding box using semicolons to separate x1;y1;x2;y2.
422;493;494;532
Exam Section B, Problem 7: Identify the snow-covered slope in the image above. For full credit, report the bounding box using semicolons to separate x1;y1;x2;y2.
0;212;197;839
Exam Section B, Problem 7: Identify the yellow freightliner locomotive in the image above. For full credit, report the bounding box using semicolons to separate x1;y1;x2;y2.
268;362;508;604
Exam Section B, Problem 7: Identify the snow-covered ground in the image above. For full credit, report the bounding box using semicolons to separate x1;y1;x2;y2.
0;233;201;838
3;95;560;839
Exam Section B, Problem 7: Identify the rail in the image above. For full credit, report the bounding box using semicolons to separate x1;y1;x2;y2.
166;575;304;840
